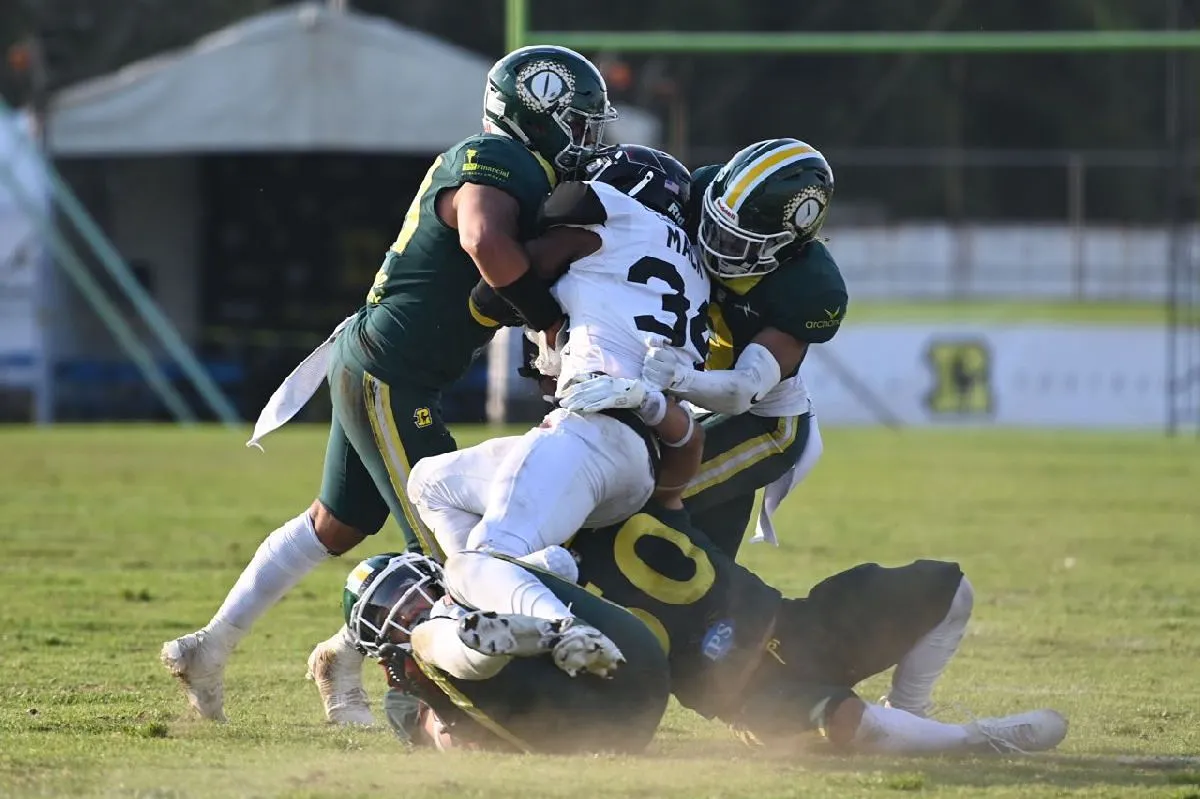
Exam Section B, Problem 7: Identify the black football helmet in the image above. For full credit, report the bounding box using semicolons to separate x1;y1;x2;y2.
583;144;691;227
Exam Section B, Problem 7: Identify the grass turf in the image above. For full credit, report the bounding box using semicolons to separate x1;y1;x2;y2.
1;424;1198;798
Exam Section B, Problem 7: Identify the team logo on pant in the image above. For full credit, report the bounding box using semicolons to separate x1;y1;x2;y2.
413;407;433;428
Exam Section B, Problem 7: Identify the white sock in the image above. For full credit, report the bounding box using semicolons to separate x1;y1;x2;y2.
888;576;974;714
852;703;969;754
206;510;331;636
517;545;579;583
444;551;573;620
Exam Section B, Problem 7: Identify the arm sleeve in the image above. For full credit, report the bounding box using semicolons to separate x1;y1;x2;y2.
674;342;782;415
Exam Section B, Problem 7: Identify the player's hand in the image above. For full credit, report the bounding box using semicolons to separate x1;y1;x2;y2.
642;347;694;392
557;374;646;414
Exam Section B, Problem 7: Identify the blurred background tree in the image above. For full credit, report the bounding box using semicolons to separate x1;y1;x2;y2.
2;0;1196;221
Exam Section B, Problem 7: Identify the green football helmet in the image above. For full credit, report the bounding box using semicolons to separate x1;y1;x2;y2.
699;138;835;279
483;45;618;177
343;552;445;657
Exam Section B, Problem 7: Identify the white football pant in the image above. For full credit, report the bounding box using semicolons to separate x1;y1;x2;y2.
409;407;655;558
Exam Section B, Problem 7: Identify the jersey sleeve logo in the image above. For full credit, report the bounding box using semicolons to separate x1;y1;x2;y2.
805;305;843;330
461;147;511;181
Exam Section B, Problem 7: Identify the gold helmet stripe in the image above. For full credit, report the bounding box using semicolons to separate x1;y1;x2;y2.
723;141;825;212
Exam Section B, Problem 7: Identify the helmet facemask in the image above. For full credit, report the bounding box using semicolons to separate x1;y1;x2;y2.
698;190;797;279
347;555;445;657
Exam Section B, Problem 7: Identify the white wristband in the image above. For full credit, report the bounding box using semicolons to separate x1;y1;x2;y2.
636;390;667;426
661;413;695;448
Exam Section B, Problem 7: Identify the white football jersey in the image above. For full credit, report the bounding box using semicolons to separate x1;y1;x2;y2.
552;181;711;389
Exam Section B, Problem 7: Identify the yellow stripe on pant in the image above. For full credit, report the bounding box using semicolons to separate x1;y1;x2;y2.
411;651;533;753
362;372;445;561
683;415;800;499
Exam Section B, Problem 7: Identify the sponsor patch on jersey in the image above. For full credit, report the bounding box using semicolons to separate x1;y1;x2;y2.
461;148;511;181
805;305;843;330
702;619;736;662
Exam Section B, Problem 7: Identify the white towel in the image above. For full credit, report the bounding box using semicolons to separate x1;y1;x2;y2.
751;465;797;546
245;316;353;450
751;414;825;546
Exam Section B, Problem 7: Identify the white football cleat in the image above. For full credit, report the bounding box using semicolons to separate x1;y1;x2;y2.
456;611;562;657
550;621;625;679
160;627;237;722
963;709;1068;754
306;626;373;726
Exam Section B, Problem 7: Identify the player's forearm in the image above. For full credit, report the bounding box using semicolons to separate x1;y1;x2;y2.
464;229;530;288
673;343;782;415
466;236;561;331
653;403;704;508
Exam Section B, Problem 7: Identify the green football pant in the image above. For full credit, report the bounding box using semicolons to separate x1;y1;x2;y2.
682;412;812;559
318;353;454;558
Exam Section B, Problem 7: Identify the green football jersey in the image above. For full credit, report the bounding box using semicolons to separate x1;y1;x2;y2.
571;502;783;720
405;563;670;754
688;164;848;372
344;134;557;387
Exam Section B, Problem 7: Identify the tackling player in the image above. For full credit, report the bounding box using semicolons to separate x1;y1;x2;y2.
643;138;846;558
161;45;618;723
386;144;708;677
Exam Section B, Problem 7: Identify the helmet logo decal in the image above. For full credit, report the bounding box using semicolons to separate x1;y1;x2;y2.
517;60;575;111
784;186;828;233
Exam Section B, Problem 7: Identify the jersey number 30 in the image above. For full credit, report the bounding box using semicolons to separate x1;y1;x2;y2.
626;256;709;364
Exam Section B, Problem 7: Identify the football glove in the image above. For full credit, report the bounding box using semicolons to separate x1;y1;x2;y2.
642;346;695;393
557;374;646;414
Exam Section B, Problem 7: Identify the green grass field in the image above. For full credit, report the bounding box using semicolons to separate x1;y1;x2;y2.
2;424;1199;798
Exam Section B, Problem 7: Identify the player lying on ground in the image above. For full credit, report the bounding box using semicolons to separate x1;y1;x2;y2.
159;45;621;722
314;411;1069;755
338;550;671;754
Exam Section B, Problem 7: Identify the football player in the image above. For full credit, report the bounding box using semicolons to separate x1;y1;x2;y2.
642;138;846;558
161;45;619;722
337;550;672;754
383;144;708;673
